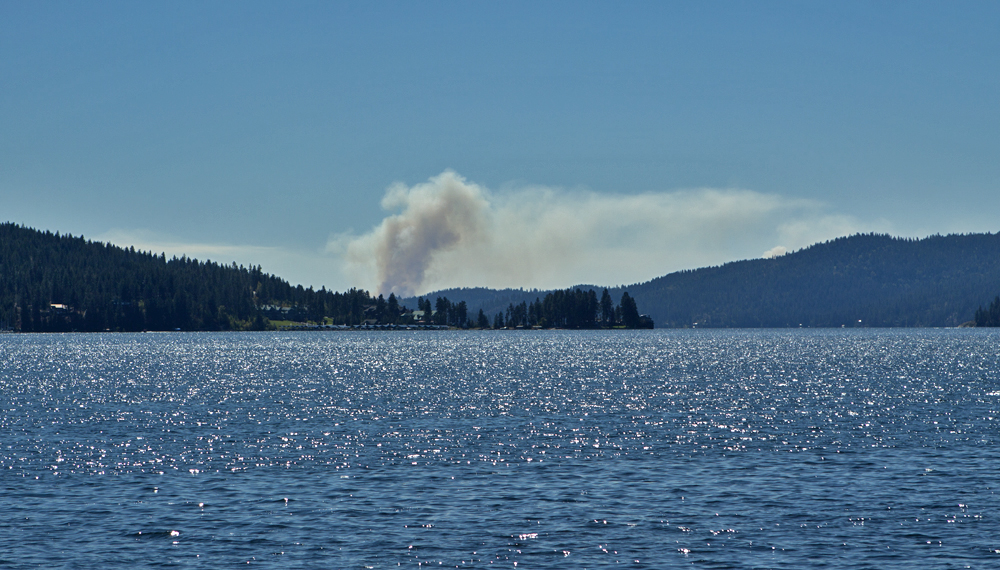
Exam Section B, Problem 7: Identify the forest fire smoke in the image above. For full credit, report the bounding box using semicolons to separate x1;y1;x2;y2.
340;171;871;297
346;171;489;297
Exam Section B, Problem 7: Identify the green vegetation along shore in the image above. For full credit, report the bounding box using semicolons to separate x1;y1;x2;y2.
5;222;999;331
413;233;1000;328
0;223;651;332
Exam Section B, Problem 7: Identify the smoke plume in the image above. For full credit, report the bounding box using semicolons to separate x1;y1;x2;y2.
339;171;881;296
344;171;489;296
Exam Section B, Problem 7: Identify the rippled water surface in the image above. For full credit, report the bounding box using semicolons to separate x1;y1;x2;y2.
2;329;999;568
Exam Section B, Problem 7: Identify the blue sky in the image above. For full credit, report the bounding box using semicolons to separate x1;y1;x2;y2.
2;1;998;294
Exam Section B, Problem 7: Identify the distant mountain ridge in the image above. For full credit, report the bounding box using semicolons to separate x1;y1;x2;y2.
5;222;998;330
409;233;1000;328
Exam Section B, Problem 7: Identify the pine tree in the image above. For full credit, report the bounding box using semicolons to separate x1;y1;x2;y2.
620;292;640;328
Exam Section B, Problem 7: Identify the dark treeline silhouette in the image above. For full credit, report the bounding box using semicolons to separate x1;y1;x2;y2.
628;233;1000;328
0;222;651;333
18;223;994;331
412;233;1000;328
974;296;1000;327
0;223;404;332
419;288;651;329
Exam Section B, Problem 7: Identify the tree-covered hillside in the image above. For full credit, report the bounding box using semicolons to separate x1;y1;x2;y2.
418;233;1000;328
628;233;1000;327
0;223;388;331
0;223;651;332
7;224;999;331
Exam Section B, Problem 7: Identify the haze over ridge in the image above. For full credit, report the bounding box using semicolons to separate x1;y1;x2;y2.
2;3;997;292
338;170;878;297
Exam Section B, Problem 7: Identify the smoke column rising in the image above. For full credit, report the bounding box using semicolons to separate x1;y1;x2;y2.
347;171;489;296
341;170;878;296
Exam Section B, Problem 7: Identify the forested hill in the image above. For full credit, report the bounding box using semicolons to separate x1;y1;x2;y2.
629;232;1000;327
0;223;382;332
6;223;999;331
416;233;1000;328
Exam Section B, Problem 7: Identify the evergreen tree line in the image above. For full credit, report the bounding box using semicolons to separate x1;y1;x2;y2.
408;233;1000;329
622;232;1000;328
0;223;399;332
974;296;1000;327
418;288;650;329
0;223;651;332
15;223;997;331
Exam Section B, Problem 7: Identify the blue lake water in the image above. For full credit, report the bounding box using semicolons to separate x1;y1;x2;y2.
1;329;998;568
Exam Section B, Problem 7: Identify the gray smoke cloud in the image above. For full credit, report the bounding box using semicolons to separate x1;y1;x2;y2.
338;170;884;296
344;170;489;296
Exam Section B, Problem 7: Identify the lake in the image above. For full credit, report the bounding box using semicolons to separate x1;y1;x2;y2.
1;329;998;568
